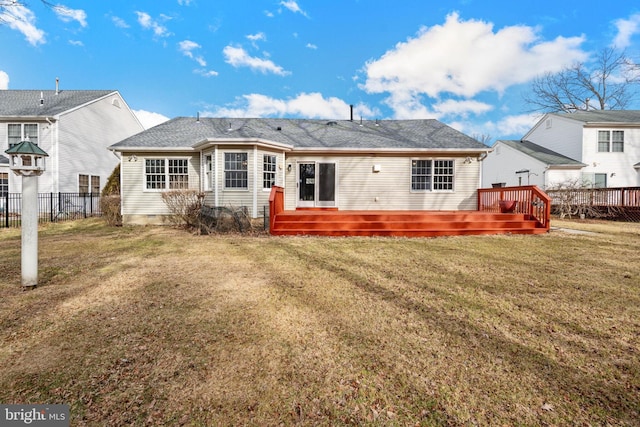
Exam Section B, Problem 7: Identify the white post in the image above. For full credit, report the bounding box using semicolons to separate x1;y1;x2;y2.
21;174;39;287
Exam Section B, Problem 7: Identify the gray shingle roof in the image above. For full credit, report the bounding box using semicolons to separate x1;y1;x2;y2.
498;140;585;167
0;90;116;117
0;154;8;165
110;117;488;151
552;110;640;124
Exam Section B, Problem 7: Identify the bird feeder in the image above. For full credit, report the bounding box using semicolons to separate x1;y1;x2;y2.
5;140;48;288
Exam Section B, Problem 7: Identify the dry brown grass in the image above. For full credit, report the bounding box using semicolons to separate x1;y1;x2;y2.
0;218;638;426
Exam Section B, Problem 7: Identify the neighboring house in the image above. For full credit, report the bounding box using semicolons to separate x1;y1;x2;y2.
483;110;640;189
482;139;586;188
109;117;490;225
0;88;144;194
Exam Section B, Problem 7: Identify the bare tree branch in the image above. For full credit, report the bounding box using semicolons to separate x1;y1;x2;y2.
524;47;640;113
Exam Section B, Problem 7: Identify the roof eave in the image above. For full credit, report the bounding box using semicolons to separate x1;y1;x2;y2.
109;146;196;153
193;137;294;151
290;147;492;155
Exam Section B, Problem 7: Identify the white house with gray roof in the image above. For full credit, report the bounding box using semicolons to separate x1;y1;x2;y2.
482;139;586;188
109;117;491;225
1;89;144;195
484;110;640;189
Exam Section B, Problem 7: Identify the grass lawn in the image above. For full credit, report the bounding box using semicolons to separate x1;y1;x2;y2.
0;219;638;426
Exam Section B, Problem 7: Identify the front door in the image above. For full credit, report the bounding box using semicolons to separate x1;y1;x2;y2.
297;162;336;207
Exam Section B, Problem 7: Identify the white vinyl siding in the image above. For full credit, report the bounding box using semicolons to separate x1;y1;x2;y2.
120;152;200;223
284;155;478;211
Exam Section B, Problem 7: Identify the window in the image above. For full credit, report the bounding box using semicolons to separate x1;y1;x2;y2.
91;176;100;193
168;159;189;189
224;152;248;189
411;159;455;191
594;173;607;188
433;160;454;190
263;154;276;189
78;174;101;193
8;123;38;147
0;172;7;197
144;158;189;190
204;155;213;191
78;174;89;194
411;160;432;191
598;130;624;152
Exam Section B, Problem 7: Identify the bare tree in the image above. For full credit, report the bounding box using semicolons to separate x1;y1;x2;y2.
524;47;640;113
472;133;493;146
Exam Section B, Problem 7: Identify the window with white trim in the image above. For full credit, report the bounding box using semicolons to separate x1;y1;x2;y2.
598;130;624;152
8;123;38;147
263;154;276;189
144;158;189;190
224;152;248;189
411;159;454;191
78;175;102;194
79;174;89;194
204;155;213;191
168;159;189;189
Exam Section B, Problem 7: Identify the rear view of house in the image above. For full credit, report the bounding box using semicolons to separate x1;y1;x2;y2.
1;85;144;195
110;117;492;225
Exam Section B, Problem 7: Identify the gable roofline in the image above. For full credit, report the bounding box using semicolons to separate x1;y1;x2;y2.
0;90;137;120
523;110;640;140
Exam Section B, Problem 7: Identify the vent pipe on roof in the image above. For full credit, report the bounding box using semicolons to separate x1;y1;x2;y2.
196;112;200;123
350;104;353;121
55;77;59;95
40;92;44;106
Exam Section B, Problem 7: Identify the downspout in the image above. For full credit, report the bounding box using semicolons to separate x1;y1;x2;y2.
253;146;258;218
45;117;57;193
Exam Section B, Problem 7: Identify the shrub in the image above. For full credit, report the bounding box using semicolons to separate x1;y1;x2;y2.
161;190;204;230
100;195;122;226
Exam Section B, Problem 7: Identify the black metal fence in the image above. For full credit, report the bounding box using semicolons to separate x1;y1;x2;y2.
0;193;102;228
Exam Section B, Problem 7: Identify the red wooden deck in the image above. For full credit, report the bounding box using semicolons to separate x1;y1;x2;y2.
269;186;551;238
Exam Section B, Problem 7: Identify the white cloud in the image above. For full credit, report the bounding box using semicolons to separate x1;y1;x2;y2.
247;32;266;42
178;0;192;5
69;40;84;46
306;43;317;50
178;40;207;66
135;11;170;37
195;69;219;77
134;110;170;130
0;4;46;46
0;70;9;89
481;113;541;139
432;99;493;118
223;45;290;76
612;13;640;49
361;13;587;118
111;16;129;29
206;92;377;120
247;32;266;49
280;1;308;17
264;10;275;18
54;5;87;27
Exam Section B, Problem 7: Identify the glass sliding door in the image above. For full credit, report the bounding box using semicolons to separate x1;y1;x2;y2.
297;162;336;207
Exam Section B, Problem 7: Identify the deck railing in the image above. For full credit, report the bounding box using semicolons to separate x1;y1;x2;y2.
268;186;285;232
546;187;640;207
478;185;551;230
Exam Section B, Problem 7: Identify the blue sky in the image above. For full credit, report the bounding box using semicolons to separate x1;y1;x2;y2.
1;1;640;141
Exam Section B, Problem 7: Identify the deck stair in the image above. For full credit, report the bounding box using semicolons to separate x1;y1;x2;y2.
270;210;547;237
